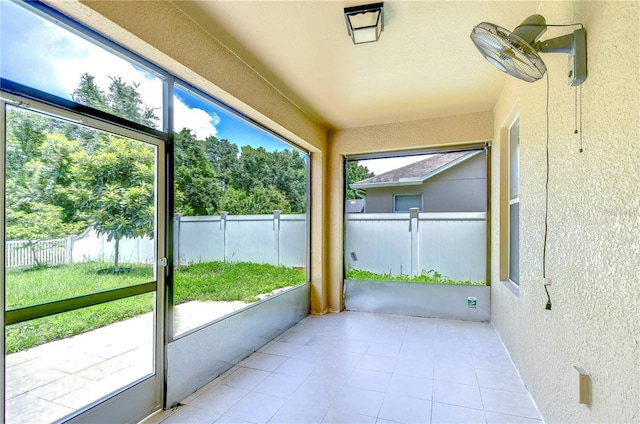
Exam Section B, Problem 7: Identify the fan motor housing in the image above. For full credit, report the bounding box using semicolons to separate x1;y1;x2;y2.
567;28;587;86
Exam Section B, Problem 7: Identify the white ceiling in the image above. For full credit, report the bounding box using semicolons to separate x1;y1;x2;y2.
172;1;542;131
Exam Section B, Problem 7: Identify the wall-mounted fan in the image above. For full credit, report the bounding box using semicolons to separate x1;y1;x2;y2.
470;14;586;86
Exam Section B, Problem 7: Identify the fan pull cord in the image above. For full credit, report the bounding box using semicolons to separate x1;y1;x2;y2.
580;84;584;152
575;84;584;152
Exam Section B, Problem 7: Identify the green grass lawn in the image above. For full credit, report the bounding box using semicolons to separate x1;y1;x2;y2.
5;261;306;353
345;268;484;285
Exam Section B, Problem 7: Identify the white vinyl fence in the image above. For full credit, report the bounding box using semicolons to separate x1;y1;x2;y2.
5;238;73;268
345;210;487;283
5;230;155;269
5;212;307;269
174;212;307;267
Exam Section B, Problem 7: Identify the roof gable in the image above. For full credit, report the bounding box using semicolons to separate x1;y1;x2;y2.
351;150;482;189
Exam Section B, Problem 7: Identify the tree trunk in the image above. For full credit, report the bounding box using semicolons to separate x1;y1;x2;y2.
30;240;41;267
114;238;120;273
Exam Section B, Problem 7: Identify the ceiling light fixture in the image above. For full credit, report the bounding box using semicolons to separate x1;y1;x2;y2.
344;2;384;44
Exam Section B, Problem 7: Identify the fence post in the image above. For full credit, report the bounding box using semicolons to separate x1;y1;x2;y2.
67;236;75;264
410;208;419;277
273;210;281;267
220;212;228;263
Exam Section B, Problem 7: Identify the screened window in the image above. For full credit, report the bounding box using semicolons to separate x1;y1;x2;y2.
0;1;164;130
509;118;520;285
171;83;309;337
394;194;423;212
344;151;488;287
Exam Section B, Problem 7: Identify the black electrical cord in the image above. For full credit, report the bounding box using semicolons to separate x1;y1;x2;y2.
543;73;552;311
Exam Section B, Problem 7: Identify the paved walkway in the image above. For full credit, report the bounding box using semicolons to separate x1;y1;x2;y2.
5;301;248;424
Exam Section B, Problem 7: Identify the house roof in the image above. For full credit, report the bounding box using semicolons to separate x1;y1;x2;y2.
350;150;481;189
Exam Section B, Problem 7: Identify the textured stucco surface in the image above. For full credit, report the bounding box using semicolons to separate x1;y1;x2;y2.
491;1;640;422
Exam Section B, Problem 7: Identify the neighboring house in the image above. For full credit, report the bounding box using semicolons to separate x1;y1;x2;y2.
345;198;365;213
350;150;486;213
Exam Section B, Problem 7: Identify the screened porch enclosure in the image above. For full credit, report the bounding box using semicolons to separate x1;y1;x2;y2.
343;151;489;321
1;2;311;423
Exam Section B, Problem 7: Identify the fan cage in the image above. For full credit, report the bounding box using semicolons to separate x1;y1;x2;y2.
471;22;547;83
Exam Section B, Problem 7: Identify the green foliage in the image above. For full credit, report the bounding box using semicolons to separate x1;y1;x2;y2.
206;136;239;189
6;293;154;354
4;72;309;262
346;161;374;199
5;130;86;264
174;261;306;303
225;145;306;214
345;268;484;285
220;185;291;214
174;129;222;216
5;261;306;353
71;135;155;272
5;107;49;179
72;73;158;127
5;262;154;309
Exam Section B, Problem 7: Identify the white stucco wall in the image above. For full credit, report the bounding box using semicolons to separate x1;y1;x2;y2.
491;2;639;422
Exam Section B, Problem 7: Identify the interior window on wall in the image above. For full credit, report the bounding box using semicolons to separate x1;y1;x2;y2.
509;118;520;285
171;84;309;337
0;1;164;130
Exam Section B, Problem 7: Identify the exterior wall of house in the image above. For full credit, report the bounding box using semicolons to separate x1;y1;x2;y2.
364;152;487;213
53;0;330;314
490;2;639;423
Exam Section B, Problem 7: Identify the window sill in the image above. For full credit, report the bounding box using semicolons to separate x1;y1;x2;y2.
501;279;520;298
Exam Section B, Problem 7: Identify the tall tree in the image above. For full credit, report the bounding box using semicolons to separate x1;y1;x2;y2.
174;129;222;216
71;135;155;272
72;73;158;127
228;146;306;214
205;136;239;190
346;161;374;199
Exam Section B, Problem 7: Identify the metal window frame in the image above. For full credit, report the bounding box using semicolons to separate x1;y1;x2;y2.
1;90;167;318
3;0;314;414
508;117;520;285
393;193;424;213
168;80;312;342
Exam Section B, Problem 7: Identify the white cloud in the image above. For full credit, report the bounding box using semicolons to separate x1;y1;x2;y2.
7;9;220;139
174;98;219;139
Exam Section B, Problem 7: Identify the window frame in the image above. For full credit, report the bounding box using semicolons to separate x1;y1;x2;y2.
393;193;423;213
507;117;520;288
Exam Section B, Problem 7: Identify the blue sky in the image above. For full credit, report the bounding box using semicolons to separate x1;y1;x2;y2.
0;1;290;153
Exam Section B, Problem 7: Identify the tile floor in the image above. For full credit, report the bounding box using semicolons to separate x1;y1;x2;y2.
143;312;543;424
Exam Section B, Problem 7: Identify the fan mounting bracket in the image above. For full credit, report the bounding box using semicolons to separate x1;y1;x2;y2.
535;27;586;86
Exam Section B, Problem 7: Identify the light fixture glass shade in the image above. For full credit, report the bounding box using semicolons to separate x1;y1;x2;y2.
344;3;384;44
